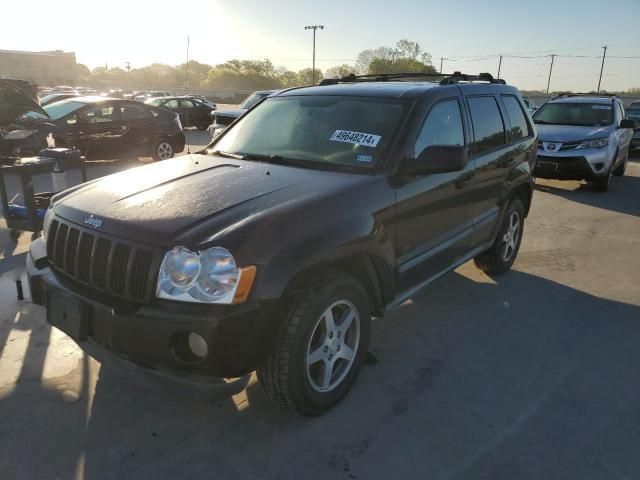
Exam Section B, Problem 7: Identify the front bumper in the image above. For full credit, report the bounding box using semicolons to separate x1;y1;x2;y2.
534;146;613;180
27;237;280;381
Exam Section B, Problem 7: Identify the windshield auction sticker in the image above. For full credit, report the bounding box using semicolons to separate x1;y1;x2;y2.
330;130;381;148
592;105;612;110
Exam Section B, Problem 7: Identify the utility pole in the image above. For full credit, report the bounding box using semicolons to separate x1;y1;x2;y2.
497;55;503;79
185;36;190;95
546;54;556;95
440;57;444;74
597;45;607;92
304;25;324;85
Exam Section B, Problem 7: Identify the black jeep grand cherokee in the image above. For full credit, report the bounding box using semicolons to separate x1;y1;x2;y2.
28;72;536;416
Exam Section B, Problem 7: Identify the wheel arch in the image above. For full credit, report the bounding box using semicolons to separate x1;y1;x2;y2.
281;252;388;317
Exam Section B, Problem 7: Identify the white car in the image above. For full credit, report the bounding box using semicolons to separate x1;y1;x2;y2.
523;97;538;115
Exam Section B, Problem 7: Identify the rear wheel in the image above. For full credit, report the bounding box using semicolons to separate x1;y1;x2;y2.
151;139;174;161
474;197;525;275
257;271;371;416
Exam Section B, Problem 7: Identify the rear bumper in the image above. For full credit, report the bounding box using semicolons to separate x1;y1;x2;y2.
170;132;186;154
27;238;281;381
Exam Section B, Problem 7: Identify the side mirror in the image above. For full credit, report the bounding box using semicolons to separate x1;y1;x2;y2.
406;145;468;175
620;119;636;129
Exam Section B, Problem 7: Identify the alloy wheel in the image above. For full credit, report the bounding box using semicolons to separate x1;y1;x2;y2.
306;300;360;393
502;211;520;262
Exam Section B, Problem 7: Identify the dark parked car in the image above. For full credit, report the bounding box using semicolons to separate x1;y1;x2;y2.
627;101;640;151
208;89;278;137
3;94;185;160
28;72;535;415
145;96;214;130
39;93;80;106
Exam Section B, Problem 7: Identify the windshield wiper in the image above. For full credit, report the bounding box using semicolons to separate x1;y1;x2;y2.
238;153;311;168
211;150;244;159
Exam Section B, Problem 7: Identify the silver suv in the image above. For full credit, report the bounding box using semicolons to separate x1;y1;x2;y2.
533;94;636;191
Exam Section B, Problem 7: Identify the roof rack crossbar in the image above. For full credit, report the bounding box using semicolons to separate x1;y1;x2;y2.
318;71;506;86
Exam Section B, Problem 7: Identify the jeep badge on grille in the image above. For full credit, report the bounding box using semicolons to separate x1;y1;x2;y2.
84;215;103;229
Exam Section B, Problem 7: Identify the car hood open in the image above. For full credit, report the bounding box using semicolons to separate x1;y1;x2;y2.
0;79;49;126
52;154;371;247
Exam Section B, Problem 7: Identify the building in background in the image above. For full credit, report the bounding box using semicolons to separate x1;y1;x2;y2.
0;49;77;86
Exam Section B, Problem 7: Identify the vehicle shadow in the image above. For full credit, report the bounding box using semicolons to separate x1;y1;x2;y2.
48;269;640;479
534;174;640;218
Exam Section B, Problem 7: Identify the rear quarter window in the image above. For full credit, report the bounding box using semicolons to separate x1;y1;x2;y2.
467;96;507;154
501;95;531;141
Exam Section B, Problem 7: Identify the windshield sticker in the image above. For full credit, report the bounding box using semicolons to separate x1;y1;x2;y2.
592;105;612;110
330;130;381;148
357;154;373;163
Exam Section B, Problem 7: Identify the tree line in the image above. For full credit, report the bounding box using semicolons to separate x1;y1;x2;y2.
74;39;438;92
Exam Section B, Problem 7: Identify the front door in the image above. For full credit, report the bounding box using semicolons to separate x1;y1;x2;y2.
394;96;475;293
75;102;124;158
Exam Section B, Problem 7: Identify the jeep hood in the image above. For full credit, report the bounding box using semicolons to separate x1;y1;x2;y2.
536;124;612;142
0;79;49;126
52;154;371;247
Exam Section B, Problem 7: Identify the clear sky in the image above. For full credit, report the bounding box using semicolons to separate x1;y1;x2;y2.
1;0;639;91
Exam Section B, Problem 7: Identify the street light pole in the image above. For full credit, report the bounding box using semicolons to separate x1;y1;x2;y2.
497;55;503;79
304;25;324;85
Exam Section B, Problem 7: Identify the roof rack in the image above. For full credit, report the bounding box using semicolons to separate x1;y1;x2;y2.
551;92;619;100
318;71;506;86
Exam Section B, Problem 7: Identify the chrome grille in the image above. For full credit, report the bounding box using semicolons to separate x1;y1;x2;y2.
46;217;157;301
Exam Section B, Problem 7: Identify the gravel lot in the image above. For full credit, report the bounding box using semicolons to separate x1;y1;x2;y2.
0;151;639;479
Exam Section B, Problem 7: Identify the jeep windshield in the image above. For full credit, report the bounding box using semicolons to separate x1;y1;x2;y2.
533;102;613;127
209;95;407;170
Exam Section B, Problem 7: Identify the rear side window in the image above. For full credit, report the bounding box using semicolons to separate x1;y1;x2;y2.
414;99;464;157
120;103;151;120
467;96;506;154
501;95;531;141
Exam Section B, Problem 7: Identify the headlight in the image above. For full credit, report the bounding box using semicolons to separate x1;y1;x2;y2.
42;208;53;242
157;246;201;295
4;129;37;140
575;137;609;150
156;246;256;304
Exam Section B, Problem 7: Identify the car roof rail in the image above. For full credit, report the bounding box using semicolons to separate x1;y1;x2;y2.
550;92;620;101
318;71;506;86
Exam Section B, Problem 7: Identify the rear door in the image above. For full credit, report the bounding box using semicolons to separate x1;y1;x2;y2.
394;92;475;293
178;98;199;127
463;92;514;247
119;102;157;153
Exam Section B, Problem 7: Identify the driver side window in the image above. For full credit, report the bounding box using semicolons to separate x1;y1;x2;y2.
414;99;464;157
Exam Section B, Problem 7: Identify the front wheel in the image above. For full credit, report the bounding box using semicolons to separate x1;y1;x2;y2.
151;139;174;161
257;271;371;416
613;150;628;177
474;197;525;275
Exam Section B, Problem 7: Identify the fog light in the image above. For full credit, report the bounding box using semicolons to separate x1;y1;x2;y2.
188;332;208;358
594;162;604;171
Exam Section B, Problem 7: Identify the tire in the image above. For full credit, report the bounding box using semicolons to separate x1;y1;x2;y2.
474;197;525;275
613;149;628;177
151;139;174;161
257;271;371;416
9;229;21;241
